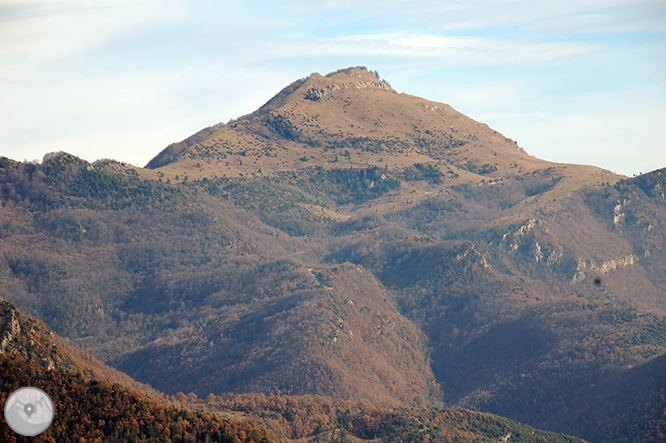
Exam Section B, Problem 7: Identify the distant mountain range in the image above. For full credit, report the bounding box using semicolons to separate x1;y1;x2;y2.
1;66;664;443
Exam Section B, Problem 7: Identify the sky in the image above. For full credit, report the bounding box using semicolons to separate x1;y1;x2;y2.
1;0;665;176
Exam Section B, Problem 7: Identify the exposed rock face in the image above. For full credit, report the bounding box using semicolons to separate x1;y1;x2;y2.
0;307;21;354
327;71;394;92
573;254;638;283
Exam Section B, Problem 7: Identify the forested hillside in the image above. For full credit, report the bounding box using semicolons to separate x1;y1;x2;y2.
0;154;438;406
195;393;587;443
0;300;276;443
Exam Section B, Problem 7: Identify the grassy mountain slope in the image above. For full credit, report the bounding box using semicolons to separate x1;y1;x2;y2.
145;67;663;315
194;393;588;443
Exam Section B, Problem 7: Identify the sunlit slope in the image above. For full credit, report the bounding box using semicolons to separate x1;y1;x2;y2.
147;67;614;189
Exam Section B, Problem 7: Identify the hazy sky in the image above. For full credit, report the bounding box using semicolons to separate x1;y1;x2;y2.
1;0;665;176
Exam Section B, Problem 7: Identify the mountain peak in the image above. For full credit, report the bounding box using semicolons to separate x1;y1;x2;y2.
145;67;398;170
145;66;533;178
143;66;619;218
326;66;376;78
250;66;394;119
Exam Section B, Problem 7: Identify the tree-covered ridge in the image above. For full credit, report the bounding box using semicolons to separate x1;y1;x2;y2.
190;393;587;443
327;229;666;443
0;299;159;399
0;153;185;212
0;299;594;443
0;355;275;443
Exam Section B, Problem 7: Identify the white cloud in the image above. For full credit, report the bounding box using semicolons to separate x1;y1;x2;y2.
271;0;666;33
331;34;598;65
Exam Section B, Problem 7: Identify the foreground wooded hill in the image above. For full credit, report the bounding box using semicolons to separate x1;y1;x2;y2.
0;300;276;443
193;392;587;443
1;67;665;443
